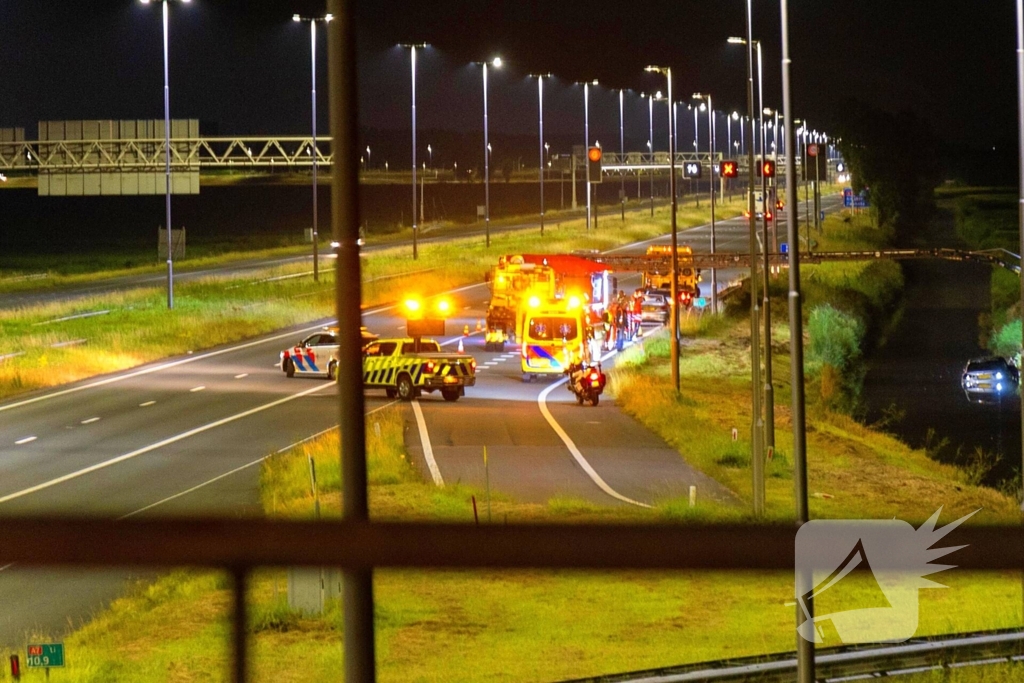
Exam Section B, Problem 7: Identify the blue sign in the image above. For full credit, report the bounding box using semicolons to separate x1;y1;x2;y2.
694;297;707;309
852;196;868;208
780;242;789;254
843;187;853;208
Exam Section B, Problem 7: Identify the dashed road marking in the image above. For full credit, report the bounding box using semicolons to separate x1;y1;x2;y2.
234;373;248;379
81;417;101;425
15;436;37;445
190;386;206;393
0;383;332;506
139;401;156;407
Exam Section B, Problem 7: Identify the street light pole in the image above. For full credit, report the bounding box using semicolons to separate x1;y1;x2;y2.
693;95;717;315
141;0;188;308
530;74;551;236
780;0;814;679
619;89;626;221
731;16;765;515
479;57;502;247
295;14;332;281
647;66;679;394
648;93;655;216
401;44;426;259
578;80;598;230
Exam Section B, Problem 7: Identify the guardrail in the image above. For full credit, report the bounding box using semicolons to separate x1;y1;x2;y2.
557;629;1024;683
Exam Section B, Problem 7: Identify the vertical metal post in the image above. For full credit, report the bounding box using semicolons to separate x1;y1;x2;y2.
311;20;319;281
1015;0;1024;630
745;0;765;516
483;63;491;247
781;0;814;679
708;97;718;316
585;82;592;230
231;569;249;683
757;42;775;451
668;72;679;394
649;95;655;216
327;2;375;681
539;76;545;235
411;46;419;259
161;0;174;310
620;89;626;221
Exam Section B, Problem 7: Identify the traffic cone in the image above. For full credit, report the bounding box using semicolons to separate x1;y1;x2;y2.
476;320;483;332
458;338;465;354
463;324;470;336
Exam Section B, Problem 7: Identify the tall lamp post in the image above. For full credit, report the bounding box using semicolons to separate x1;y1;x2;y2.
643;91;660;217
401;43;428;259
576;80;599;230
293;13;333;282
728;21;765;514
530;73;552;235
618;89;627;221
140;0;190;310
646;67;679;394
780;0;814;678
693;94;717;315
477;57;503;247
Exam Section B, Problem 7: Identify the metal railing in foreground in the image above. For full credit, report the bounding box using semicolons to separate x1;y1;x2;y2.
0;519;1021;682
558;629;1024;683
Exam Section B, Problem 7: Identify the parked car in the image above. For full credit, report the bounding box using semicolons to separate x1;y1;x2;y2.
641;293;670;324
961;357;1020;404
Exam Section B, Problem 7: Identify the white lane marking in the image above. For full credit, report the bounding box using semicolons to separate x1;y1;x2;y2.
121;401;400;519
139;400;156;407
190;386;206;393
272;363;281;367
494;358;508;363
33;309;110;326
536;351;651;509
234;373;248;379
81;417;100;425
411;400;444;487
14;436;37;445
484;361;499;366
0;383;332;506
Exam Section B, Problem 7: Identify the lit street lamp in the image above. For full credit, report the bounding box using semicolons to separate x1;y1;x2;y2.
401;43;428;259
575;80;599;230
427;144;433;168
477;57;502;247
693;92;717;315
365;145;371;169
293;12;332;282
530;73;553;235
646;66;680;394
140;0;191;310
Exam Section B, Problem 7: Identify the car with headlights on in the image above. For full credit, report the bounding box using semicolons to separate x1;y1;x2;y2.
961;357;1019;404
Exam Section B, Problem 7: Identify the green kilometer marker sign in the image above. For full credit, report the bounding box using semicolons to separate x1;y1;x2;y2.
26;643;64;668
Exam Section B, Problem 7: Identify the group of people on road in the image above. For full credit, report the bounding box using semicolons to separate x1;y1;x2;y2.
587;289;645;356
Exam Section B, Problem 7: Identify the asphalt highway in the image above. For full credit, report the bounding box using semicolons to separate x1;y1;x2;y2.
0;193;839;646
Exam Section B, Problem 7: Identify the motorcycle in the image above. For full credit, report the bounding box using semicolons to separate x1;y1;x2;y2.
566;361;606;407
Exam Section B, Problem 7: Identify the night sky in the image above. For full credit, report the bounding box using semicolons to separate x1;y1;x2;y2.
0;1;1017;159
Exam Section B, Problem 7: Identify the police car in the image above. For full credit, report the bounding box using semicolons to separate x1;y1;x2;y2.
280;326;378;380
